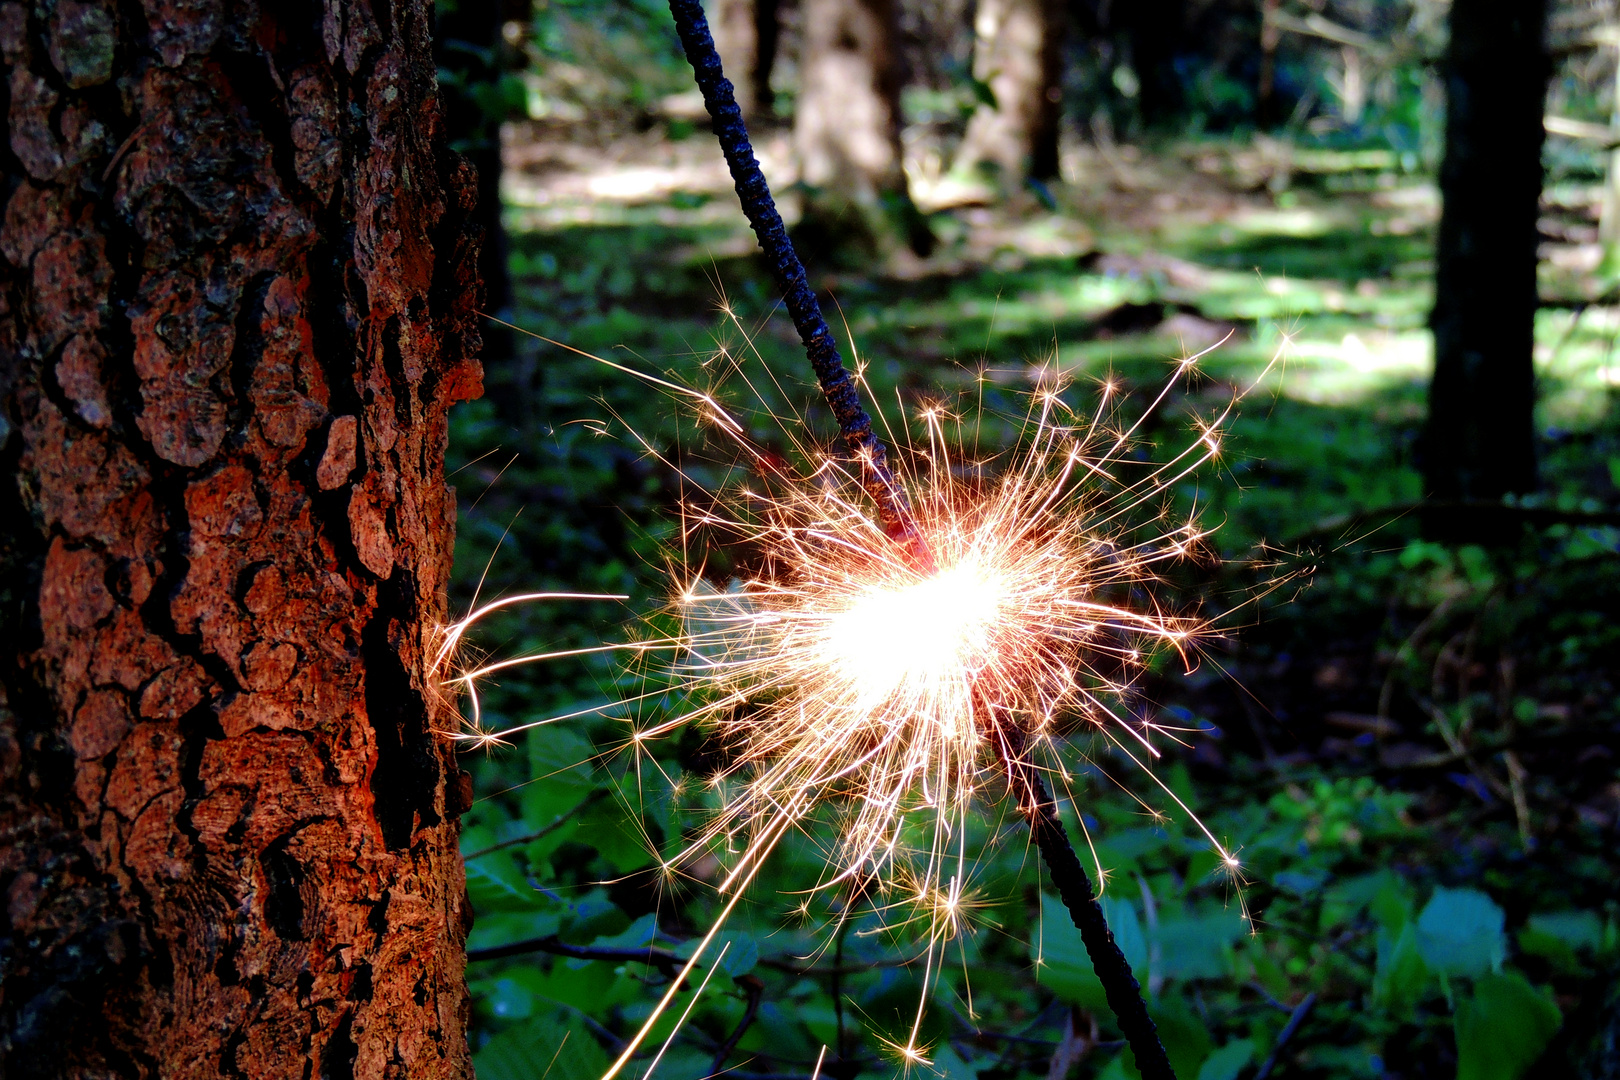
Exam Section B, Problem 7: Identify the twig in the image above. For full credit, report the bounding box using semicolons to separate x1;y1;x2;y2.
996;729;1176;1080
1246;983;1299;1015
465;936;685;977
711;974;765;1074
462;788;609;860
1504;750;1534;850
1253;992;1316;1080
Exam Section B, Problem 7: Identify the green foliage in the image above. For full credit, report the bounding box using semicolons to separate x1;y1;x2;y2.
1415;888;1506;980
1454;972;1563;1080
447;106;1619;1074
474;1013;610;1080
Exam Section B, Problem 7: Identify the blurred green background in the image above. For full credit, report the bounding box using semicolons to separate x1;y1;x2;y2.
436;2;1620;1078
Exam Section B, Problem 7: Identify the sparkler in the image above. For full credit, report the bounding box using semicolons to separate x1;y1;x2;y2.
441;5;1284;1075
448;317;1258;1076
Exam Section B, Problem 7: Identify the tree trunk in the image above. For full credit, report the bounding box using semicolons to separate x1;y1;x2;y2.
954;0;1065;185
1257;0;1280;126
436;0;525;368
709;0;776;119
0;2;483;1077
793;0;932;258
1119;0;1186;127
1423;0;1548;532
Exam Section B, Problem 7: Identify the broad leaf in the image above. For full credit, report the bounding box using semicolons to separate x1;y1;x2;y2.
473;1014;609;1080
1415;887;1504;978
1196;1039;1255;1080
522;724;599;829
1372;924;1430;1016
465;850;547;913
1454;971;1561;1080
1036;892;1146;1010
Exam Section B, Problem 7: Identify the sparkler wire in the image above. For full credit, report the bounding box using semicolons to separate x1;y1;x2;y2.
663;2;1179;1075
664;0;918;548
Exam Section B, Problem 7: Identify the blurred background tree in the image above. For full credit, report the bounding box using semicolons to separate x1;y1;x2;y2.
1423;0;1550;537
439;1;1620;1077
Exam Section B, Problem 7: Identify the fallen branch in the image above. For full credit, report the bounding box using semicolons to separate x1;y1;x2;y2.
1254;992;1316;1080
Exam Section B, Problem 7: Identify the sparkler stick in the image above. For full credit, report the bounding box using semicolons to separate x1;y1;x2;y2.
663;0;923;557
663;2;1178;1075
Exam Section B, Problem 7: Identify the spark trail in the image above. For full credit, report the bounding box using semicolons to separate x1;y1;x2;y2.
443;312;1285;1075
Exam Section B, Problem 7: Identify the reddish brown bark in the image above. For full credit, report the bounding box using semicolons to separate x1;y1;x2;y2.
0;2;482;1077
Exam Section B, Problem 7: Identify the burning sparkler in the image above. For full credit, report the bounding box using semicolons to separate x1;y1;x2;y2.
438;3;1289;1076
444;315;1269;1077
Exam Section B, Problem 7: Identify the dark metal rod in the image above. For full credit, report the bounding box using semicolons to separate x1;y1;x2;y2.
996;729;1177;1080
664;0;919;547
666;2;1170;1074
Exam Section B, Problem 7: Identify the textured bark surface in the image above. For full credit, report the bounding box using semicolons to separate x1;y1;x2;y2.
955;0;1064;184
0;2;482;1077
1423;0;1548;519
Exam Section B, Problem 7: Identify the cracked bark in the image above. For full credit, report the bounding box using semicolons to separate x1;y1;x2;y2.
0;2;483;1077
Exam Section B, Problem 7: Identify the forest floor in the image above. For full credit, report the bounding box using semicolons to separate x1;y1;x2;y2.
446;120;1620;1080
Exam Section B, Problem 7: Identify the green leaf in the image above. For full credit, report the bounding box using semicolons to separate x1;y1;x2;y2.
1117;999;1215;1080
468;910;564;953
1518;910;1603;975
466;850;545;913
1372;924;1430;1016
1368;873;1414;935
1035;893;1146;1010
591;912;656;950
532;959;634;1013
1100;894;1148;976
638;1049;712;1080
522;724;599;830
1526;910;1603;952
1415;887;1505;978
472;975;535;1021
673;930;760;977
1155;905;1248;981
930;1043;979;1080
1196;1039;1255;1080
575;794;656;873
1150;995;1214;1079
1320;869;1404;931
473;1013;609;1080
1454;971;1561;1080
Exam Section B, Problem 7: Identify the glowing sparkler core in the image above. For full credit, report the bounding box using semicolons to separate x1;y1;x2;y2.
822;557;1005;719
668;382;1216;919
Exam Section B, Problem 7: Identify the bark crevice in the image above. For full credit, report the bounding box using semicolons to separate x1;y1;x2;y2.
1;1;479;1074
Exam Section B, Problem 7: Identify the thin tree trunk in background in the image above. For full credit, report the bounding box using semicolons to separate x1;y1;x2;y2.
1423;0;1549;533
1257;0;1281;126
756;0;780;116
794;0;933;257
955;0;1065;184
437;0;525;367
1120;0;1185;126
1599;43;1620;257
0;1;483;1076
710;0;767;118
